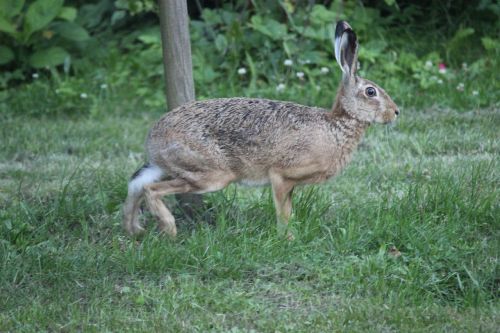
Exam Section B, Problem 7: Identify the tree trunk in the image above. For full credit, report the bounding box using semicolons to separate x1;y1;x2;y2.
158;0;194;109
158;0;204;220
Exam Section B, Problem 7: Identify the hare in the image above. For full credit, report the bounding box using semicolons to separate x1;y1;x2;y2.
123;21;399;238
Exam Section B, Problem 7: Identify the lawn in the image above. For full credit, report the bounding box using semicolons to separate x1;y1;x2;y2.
0;85;498;331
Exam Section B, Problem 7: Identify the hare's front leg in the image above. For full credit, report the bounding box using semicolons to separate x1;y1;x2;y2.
269;171;295;240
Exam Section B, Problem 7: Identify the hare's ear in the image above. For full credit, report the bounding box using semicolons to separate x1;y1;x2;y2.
333;21;358;81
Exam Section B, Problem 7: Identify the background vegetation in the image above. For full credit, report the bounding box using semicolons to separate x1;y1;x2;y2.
1;0;499;113
1;0;498;331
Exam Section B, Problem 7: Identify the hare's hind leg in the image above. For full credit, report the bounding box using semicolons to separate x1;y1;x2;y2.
143;178;190;237
123;190;144;235
123;163;164;235
144;172;236;236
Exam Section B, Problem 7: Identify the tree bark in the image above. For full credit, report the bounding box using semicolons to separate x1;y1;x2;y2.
158;0;194;109
158;0;204;220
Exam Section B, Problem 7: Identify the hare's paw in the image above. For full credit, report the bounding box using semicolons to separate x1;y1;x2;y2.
158;214;177;238
277;222;295;241
124;215;145;235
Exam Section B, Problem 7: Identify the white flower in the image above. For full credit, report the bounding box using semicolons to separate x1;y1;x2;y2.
437;79;443;84
425;60;433;69
284;59;293;67
320;67;329;74
456;83;465;92
296;71;304;79
80;93;88;99
237;67;247;75
472;90;479;96
395;190;405;200
100;83;108;89
32;73;39;79
276;83;286;92
462;62;468;70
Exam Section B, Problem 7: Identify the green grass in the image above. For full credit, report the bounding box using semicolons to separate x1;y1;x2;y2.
0;86;499;331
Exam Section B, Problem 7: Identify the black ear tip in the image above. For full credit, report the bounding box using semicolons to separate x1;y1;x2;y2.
335;21;353;38
338;21;352;29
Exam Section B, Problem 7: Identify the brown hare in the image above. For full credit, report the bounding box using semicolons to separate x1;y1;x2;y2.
123;21;399;238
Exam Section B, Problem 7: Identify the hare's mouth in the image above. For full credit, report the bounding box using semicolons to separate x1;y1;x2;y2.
385;115;400;126
384;111;399;124
383;116;397;125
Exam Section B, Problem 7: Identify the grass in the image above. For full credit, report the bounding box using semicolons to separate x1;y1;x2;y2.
0;80;499;331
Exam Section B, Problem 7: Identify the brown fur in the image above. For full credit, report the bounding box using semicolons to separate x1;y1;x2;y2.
123;21;399;238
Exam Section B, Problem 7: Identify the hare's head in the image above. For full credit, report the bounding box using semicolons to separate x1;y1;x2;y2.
334;21;399;124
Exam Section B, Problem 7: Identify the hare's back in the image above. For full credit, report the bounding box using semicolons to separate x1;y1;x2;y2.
147;98;329;173
152;97;327;138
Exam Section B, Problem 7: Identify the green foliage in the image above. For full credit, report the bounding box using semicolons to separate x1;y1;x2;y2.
0;0;499;112
58;6;77;21
29;46;69;68
0;0;90;81
0;0;25;18
114;0;156;15
24;0;64;35
250;15;288;40
0;44;13;64
52;21;90;42
169;1;497;109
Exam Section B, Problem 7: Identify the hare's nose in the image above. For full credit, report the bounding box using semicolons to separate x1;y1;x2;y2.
395;109;400;116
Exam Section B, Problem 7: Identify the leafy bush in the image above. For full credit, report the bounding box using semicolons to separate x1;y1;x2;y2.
0;0;91;86
1;0;499;115
114;0;156;16
186;1;499;108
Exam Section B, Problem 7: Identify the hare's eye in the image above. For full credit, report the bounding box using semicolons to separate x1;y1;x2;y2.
365;87;377;97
